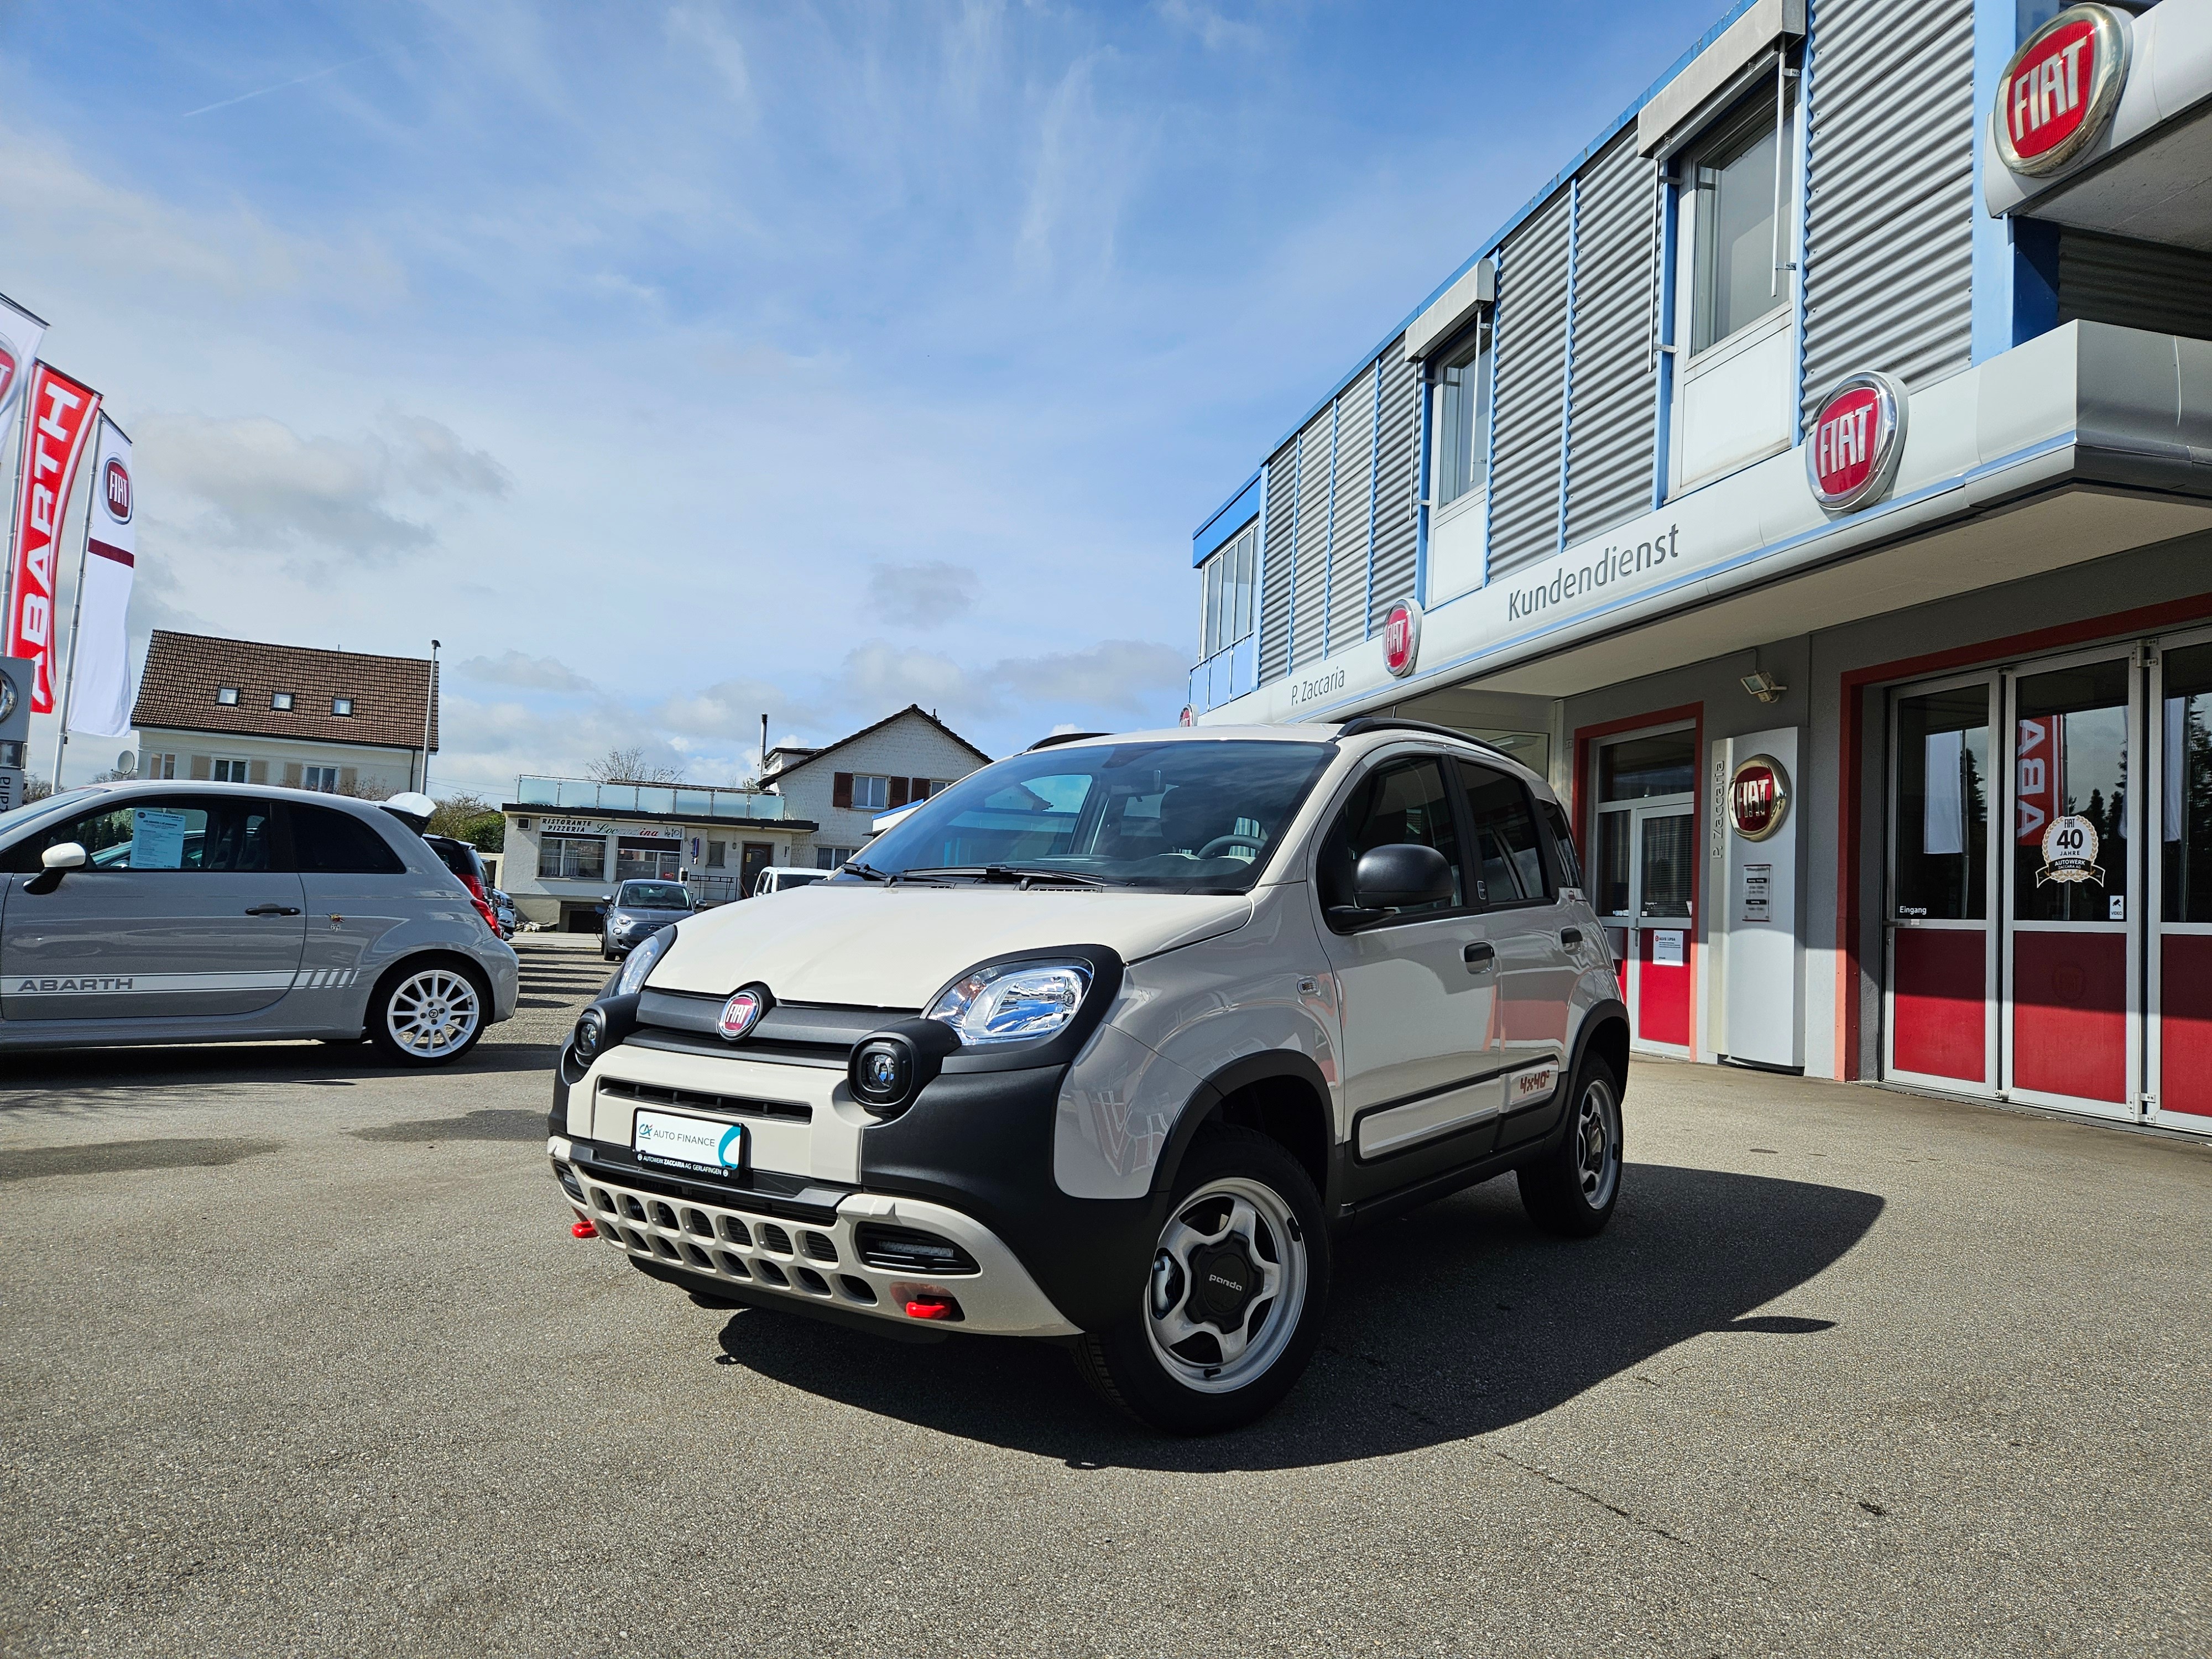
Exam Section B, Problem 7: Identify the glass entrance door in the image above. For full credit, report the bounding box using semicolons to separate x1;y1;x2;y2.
2002;650;2139;1118
1885;676;1997;1092
1593;727;1698;1054
2148;635;2212;1130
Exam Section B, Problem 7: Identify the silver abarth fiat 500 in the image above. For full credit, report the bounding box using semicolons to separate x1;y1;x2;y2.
0;781;518;1065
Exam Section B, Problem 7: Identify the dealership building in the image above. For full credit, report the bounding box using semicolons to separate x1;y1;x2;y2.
1185;0;2212;1135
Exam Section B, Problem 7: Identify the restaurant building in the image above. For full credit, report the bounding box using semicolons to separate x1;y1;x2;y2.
1184;0;2212;1135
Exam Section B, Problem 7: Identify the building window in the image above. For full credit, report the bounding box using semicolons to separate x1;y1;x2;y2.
142;753;178;780
332;697;353;716
1688;93;1792;355
851;774;890;811
270;691;294;711
1431;319;1493;511
1199;523;1258;662
537;834;606;881
706;839;727;868
216;686;239;706
212;757;249;782
615;838;682;881
815;846;859;871
302;765;341;793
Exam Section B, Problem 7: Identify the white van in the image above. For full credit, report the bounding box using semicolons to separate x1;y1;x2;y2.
751;867;827;898
547;719;1627;1432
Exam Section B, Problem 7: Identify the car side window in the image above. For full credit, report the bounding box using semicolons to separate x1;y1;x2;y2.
8;796;275;872
290;804;407;875
1457;762;1552;907
1318;756;1466;920
1541;799;1584;889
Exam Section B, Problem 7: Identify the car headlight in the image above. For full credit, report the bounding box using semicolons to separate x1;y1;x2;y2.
615;927;672;996
926;960;1093;1046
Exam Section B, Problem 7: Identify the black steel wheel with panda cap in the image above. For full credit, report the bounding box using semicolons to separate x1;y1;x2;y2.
1076;1126;1331;1434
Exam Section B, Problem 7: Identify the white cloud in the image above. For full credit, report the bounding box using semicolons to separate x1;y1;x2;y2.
457;650;595;692
867;560;982;628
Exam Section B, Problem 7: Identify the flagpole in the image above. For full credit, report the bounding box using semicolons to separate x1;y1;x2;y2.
49;419;101;788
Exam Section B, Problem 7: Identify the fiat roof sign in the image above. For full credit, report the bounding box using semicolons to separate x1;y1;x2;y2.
1381;599;1422;679
1805;371;1907;514
1994;4;2130;178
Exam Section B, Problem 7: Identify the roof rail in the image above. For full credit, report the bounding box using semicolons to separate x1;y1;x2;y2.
1025;730;1109;753
1333;715;1515;761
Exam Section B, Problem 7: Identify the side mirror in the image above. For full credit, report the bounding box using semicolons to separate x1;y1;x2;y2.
1338;843;1454;924
25;841;87;894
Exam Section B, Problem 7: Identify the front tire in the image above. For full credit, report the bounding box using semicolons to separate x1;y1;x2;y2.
1075;1126;1330;1434
1517;1053;1623;1237
366;959;488;1067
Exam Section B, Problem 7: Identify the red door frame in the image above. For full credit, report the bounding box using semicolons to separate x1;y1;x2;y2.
1572;703;1704;1046
1833;592;2212;1079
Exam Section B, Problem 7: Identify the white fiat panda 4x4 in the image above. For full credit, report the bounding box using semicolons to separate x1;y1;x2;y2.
547;718;1629;1432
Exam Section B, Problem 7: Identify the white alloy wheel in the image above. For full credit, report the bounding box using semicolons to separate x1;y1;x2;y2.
382;966;482;1061
1144;1175;1310;1395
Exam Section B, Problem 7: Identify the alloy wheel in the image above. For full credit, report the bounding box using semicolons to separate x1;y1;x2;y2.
385;968;482;1060
1574;1076;1621;1209
1144;1176;1308;1395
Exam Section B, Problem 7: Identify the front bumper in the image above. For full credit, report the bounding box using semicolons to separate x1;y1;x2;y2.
549;1133;1078;1338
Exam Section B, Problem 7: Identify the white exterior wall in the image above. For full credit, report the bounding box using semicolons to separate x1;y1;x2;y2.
770;715;990;863
133;726;420;797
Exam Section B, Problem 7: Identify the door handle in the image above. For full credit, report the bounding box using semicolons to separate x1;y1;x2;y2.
1561;928;1582;949
243;904;303;917
1463;941;1495;971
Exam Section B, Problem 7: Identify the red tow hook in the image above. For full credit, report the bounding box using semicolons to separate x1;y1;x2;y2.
571;1218;598;1239
905;1293;961;1321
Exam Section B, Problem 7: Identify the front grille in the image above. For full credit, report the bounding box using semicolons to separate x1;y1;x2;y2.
596;1075;811;1123
563;1168;981;1318
855;1223;980;1277
631;990;915;1069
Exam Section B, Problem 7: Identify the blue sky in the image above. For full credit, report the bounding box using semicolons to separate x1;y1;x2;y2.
3;0;1727;795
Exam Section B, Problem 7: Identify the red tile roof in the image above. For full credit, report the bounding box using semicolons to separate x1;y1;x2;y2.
131;630;439;752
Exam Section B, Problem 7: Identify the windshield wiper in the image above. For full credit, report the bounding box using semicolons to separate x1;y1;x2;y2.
839;860;896;884
899;864;1118;889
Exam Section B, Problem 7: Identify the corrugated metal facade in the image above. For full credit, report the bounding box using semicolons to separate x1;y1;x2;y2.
1328;375;1376;654
1369;345;1420;628
1258;444;1297;685
1290;412;1333;667
1798;0;1976;418
2059;229;2212;343
1486;188;1575;578
1563;133;1658;544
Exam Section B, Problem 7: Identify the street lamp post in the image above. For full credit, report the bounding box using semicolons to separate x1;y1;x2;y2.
420;639;440;796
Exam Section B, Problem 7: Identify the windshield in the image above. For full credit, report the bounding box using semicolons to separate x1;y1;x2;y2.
850;739;1333;892
617;881;691;910
0;787;101;844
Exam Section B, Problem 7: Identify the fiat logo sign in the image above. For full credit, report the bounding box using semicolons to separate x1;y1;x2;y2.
1994;4;2129;178
1806;371;1906;514
103;458;131;523
1729;755;1791;843
717;987;766;1041
1382;599;1422;679
0;339;17;416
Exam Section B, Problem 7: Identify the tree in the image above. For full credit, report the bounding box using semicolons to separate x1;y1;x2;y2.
587;745;681;785
22;774;52;803
428;790;505;852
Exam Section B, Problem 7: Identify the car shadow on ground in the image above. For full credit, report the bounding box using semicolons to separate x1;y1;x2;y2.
707;1162;1884;1470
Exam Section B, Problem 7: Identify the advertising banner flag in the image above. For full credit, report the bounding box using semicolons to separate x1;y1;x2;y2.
67;418;136;738
4;363;101;713
0;294;47;427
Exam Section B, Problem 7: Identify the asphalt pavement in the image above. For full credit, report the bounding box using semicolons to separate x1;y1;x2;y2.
2;931;2207;1657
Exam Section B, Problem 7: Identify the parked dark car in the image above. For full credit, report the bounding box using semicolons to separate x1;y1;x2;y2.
599;878;693;962
424;834;504;939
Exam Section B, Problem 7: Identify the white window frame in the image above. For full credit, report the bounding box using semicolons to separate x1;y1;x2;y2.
211;757;250;783
301;764;341;793
1198;523;1258;663
1428;317;1493;526
850;775;890;811
331;697;354;716
270;691;294;711
1666;66;1802;500
216;686;239;706
816;844;860;870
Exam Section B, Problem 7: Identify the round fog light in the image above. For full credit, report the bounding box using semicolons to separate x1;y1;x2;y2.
573;1008;606;1062
852;1038;911;1108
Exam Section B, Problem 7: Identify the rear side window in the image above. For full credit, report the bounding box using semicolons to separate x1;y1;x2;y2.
1456;763;1551;906
1542;800;1584;888
290;804;406;874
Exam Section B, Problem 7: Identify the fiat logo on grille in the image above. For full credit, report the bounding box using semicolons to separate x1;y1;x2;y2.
717;988;765;1041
